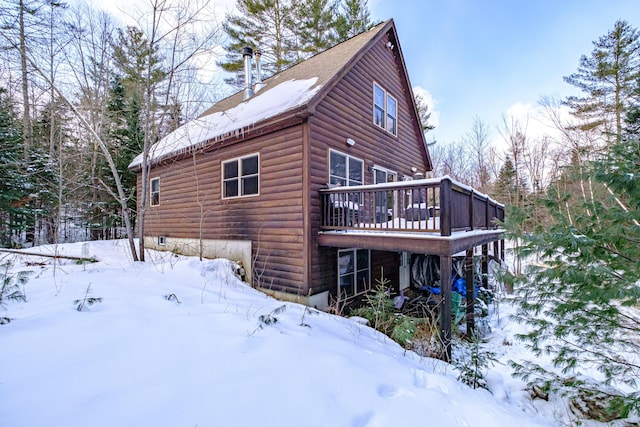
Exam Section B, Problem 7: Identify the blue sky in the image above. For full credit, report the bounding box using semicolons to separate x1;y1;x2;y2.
100;0;640;147
369;0;640;145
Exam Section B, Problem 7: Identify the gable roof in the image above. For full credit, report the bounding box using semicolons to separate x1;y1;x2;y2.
129;19;429;169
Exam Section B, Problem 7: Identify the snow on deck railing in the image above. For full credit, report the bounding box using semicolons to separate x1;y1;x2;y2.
322;175;503;208
319;176;505;236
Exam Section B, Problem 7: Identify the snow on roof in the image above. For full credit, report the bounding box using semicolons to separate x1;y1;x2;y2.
129;77;321;168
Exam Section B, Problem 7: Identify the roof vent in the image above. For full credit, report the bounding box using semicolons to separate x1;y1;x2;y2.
242;46;254;100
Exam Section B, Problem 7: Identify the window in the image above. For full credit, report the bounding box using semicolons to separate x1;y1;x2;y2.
150;177;160;206
386;94;397;135
338;248;370;297
223;153;259;198
329;150;363;187
372;82;397;136
373;83;385;128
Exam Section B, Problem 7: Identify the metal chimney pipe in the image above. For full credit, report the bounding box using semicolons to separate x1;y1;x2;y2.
254;50;264;93
242;46;254;100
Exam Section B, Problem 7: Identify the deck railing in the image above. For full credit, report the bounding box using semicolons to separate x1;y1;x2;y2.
319;176;504;236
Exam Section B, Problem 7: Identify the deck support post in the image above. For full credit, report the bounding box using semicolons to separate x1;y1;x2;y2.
465;248;475;337
482;244;489;290
440;254;452;362
440;178;452;236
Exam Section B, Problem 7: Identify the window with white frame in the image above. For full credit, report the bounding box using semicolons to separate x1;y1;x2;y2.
372;82;397;136
386;94;397;135
329;150;363;187
150;177;160;206
338;248;370;297
222;153;259;198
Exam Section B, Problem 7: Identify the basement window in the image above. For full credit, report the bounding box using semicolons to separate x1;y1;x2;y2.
338;248;370;298
157;236;166;246
373;82;397;136
223;153;260;198
150;177;160;206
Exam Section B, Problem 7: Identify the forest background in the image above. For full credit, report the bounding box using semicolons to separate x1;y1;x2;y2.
0;0;637;259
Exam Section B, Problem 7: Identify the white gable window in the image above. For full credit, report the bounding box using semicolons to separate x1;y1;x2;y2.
373;83;385;128
386;94;397;135
372;82;398;136
150;177;160;206
222;153;260;198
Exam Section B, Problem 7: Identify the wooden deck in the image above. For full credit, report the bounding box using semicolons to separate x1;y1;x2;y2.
318;176;505;256
318;176;505;361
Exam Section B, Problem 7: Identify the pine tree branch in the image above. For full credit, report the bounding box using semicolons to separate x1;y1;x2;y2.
604;183;640;227
558;335;640;373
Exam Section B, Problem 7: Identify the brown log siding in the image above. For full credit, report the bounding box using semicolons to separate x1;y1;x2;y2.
142;124;307;294
307;34;430;295
139;27;429;298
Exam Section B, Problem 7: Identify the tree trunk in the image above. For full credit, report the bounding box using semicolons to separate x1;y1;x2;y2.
19;0;31;160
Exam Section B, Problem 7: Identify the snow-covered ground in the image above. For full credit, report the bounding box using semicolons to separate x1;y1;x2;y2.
0;240;627;426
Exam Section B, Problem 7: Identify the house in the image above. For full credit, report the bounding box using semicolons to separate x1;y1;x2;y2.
129;19;504;356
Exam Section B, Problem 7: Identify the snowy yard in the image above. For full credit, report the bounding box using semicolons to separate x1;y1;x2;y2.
0;240;631;426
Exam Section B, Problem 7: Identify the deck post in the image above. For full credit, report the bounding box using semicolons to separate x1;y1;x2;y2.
469;190;474;231
440;254;452;362
482;244;489;290
465;248;475;337
440;178;452;236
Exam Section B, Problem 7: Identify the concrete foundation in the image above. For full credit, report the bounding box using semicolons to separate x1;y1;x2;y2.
144;236;330;309
145;236;252;283
258;288;330;310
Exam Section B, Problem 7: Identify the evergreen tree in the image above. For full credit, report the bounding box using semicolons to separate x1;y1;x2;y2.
112;26;166;104
414;92;436;133
334;0;372;42
218;0;294;86
108;27;166;239
30;98;70;243
0;88;25;247
219;0;373;88
564;20;640;143
505;135;640;418
0;89;55;247
626;74;640;136
494;158;517;205
289;0;339;57
102;75;143;235
505;21;640;417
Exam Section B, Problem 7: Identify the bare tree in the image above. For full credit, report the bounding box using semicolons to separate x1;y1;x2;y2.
66;5;120;242
463;116;492;192
17;0;33;158
429;140;473;185
126;0;222;261
498;114;529;201
0;25;140;260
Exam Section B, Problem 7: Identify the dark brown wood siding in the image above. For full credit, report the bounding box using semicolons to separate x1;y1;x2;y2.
142;124;307;295
307;32;429;294
140;27;431;299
